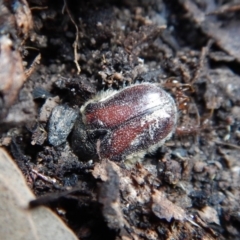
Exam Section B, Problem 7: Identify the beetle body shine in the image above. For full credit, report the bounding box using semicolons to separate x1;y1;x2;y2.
71;83;177;163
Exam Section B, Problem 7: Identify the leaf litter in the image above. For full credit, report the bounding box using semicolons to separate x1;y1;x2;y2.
0;0;240;239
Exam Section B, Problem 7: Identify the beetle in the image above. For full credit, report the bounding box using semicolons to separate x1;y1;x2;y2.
70;83;178;163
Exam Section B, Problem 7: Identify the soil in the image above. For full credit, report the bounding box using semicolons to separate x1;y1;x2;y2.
1;0;240;239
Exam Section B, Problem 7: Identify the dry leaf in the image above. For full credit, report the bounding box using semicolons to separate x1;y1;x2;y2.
197;206;220;225
98;162;124;230
181;0;240;62
0;36;26;111
13;0;33;39
0;148;78;240
0;0;33;119
151;190;186;222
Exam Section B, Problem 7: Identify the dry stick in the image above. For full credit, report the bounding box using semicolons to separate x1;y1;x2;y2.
214;140;240;151
31;169;56;184
29;186;91;208
207;3;240;15
25;53;41;79
63;0;81;74
30;6;48;11
190;40;214;133
191;39;213;84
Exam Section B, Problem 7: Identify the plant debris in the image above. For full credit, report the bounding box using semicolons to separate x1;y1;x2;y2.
0;148;78;240
0;0;240;239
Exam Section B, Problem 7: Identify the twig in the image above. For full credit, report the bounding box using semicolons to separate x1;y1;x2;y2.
63;0;81;74
30;6;48;11
191;40;213;84
25;53;41;79
214;140;240;150
32;169;57;184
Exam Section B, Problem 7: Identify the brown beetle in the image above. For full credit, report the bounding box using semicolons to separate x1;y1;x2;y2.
71;83;177;163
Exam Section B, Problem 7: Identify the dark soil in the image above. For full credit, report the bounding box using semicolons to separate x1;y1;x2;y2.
1;0;240;239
